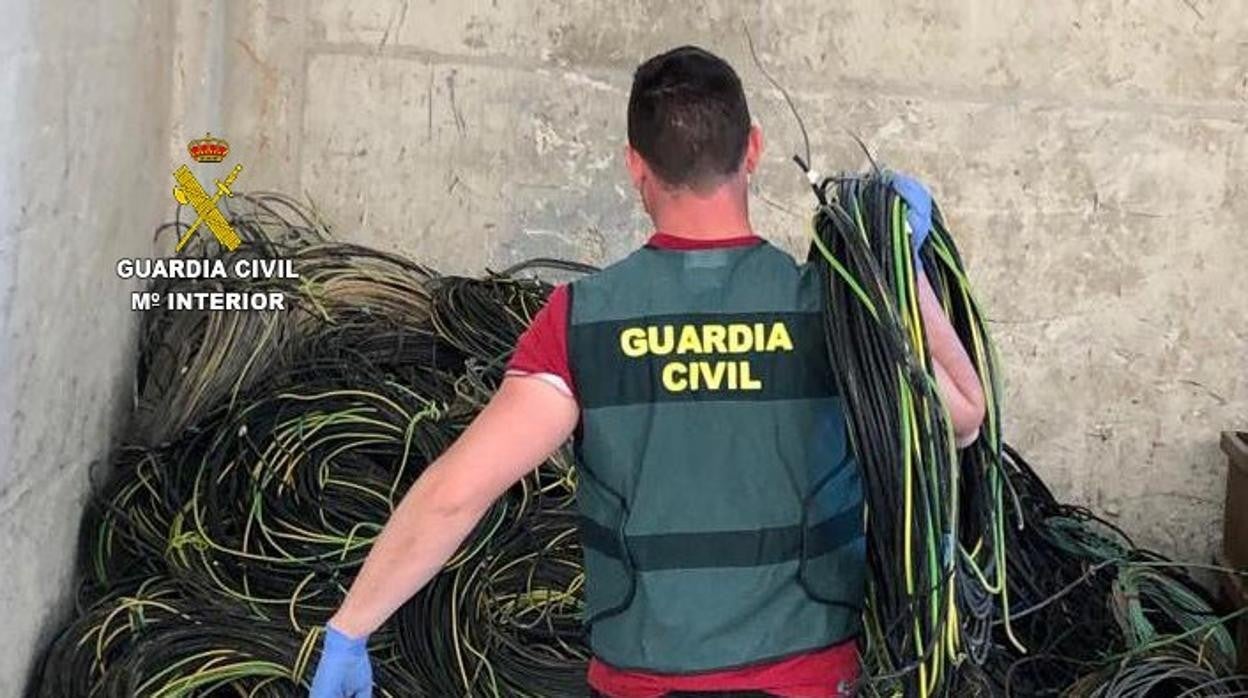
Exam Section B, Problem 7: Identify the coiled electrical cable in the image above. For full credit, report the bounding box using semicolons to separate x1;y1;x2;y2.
29;187;1248;697
800;166;1246;697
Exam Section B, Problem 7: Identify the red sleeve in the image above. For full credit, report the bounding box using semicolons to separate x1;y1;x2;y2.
506;284;575;399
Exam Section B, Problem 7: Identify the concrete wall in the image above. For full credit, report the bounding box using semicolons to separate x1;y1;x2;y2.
0;3;175;694
2;0;1244;690
213;0;1247;562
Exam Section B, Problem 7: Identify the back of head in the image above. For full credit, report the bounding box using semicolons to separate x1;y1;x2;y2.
627;46;751;193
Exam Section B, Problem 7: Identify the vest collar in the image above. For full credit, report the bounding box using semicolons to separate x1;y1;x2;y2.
645;232;764;251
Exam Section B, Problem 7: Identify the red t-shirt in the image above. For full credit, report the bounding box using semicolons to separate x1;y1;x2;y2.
506;232;860;698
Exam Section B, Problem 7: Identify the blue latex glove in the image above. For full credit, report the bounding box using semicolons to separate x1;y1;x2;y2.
308;624;373;698
884;170;933;269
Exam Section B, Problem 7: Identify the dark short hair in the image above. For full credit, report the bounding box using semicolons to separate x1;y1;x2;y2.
627;46;751;190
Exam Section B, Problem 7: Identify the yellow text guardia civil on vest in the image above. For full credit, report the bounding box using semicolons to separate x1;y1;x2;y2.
619;321;795;392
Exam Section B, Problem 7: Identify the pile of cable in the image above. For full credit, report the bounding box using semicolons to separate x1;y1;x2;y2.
803;167;1245;697
31;193;591;697
28;184;1246;697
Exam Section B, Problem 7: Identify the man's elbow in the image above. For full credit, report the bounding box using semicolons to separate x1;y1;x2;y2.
420;469;491;521
951;385;987;447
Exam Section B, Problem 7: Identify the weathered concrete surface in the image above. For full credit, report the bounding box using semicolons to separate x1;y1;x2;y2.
2;2;1245;690
213;0;1247;564
0;2;174;694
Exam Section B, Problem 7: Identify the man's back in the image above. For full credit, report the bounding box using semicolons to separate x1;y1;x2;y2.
309;45;981;698
509;233;864;696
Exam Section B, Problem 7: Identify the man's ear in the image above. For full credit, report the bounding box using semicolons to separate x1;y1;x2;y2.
743;125;764;175
624;145;647;191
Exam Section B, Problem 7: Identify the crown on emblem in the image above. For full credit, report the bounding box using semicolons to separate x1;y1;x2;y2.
187;133;229;163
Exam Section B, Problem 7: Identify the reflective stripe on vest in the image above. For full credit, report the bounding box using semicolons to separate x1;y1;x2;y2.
568;242;866;673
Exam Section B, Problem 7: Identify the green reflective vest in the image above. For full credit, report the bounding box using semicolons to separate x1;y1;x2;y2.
567;240;865;673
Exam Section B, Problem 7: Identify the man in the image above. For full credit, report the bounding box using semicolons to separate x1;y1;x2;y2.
309;46;986;698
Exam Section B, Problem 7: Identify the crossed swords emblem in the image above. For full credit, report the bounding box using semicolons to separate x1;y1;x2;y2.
172;163;244;252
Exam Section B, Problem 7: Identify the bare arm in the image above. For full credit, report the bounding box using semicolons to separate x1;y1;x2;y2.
916;273;986;446
328;375;579;637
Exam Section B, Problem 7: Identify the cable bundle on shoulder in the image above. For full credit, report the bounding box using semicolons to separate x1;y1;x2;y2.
804;168;1007;697
801;165;1246;697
